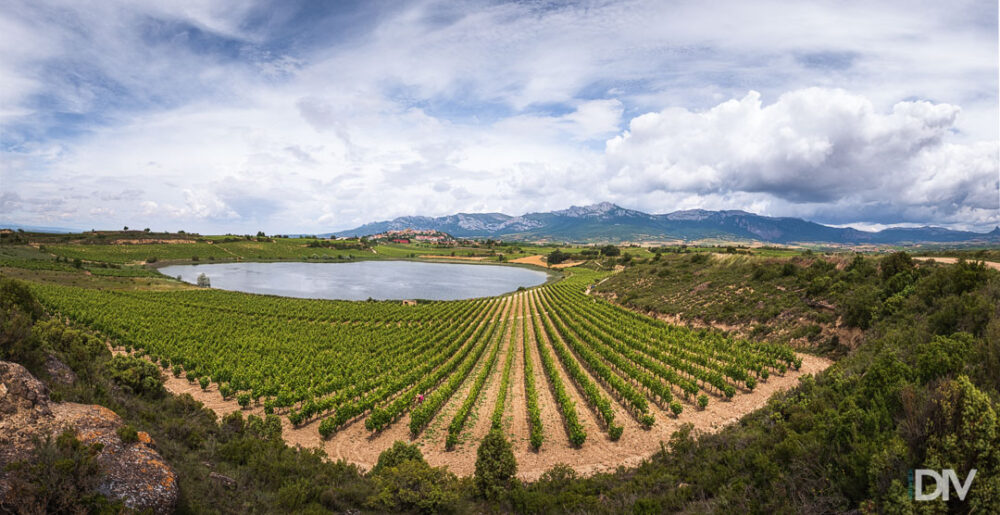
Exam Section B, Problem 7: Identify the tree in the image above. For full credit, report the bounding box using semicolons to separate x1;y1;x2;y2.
547;249;570;265
474;429;517;501
372;441;426;476
600;245;620;257
196;273;211;288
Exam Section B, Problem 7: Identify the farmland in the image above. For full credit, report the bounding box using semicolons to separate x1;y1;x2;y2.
24;260;817;476
4;239;999;511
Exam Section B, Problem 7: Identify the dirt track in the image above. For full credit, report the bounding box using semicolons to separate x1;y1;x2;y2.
914;257;1000;271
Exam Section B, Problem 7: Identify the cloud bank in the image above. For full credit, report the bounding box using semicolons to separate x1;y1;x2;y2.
0;0;997;233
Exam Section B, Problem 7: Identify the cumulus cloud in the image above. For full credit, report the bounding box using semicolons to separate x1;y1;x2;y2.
605;88;998;225
0;1;996;232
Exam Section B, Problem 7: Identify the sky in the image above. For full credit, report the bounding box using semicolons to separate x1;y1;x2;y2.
1;0;998;234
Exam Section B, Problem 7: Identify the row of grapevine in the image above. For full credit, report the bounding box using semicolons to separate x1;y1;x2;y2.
521;294;545;450
447;305;511;448
527;293;587;446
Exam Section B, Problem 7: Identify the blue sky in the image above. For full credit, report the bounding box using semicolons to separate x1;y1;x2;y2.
1;0;997;233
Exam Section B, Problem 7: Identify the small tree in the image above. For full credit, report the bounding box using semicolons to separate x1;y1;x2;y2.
547;249;570;265
196;273;211;287
474;429;517;501
372;441;426;476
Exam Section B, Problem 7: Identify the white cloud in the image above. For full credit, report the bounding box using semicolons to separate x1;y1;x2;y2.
0;1;996;232
604;88;997;225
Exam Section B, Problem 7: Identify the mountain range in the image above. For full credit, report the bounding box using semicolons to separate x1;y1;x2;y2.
333;202;1000;245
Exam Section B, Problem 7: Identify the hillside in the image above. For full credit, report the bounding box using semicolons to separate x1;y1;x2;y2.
2;251;998;512
335;202;1000;245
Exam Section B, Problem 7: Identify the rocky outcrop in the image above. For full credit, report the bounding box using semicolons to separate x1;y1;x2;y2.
0;361;177;513
44;354;77;385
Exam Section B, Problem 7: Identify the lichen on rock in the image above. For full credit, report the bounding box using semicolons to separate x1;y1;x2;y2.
0;361;178;513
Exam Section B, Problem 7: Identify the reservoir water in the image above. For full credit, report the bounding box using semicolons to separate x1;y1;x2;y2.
159;260;549;301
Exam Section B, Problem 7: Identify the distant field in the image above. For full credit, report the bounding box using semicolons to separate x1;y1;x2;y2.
43;238;374;264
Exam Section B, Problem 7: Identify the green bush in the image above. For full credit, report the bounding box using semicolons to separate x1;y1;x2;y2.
698;394;709;409
547;249;570;265
916;333;973;383
117;425;139;444
474;429;517;501
2;429;118;513
372;441;426;476
367;460;459;513
105;355;164;397
237;392;251;408
198;376;210;390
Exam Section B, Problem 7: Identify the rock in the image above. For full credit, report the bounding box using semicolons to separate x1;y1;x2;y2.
209;471;237;489
44;355;77;386
0;361;178;514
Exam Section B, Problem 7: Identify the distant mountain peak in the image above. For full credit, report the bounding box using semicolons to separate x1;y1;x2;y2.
332;202;1000;245
553;202;646;219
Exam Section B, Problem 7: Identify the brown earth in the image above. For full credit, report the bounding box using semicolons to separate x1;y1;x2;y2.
510;255;585;269
117;290;832;481
914;257;1000;271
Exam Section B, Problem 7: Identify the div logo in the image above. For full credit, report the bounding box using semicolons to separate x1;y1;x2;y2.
910;469;976;501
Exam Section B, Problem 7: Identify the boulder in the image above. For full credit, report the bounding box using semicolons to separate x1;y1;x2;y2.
0;361;178;513
44;354;77;386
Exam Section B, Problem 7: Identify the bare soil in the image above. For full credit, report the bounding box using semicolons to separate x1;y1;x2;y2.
510;255;584;269
914;257;1000;271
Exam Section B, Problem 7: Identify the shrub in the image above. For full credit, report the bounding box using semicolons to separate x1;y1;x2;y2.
372;441;426;476
219;383;233;399
105;355;164;397
474;429;517;501
171;364;182;377
916;333;973;383
367;460;459;513
117;425;139;444
237;392;251;408
547;249;570;265
670;402;683;416
276;477;316;510
2;429;115;513
198;376;210;390
697;394;709;409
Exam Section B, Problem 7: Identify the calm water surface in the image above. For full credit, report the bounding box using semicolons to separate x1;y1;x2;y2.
159;260;548;301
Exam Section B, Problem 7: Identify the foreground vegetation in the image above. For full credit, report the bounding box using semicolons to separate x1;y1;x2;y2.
2;232;999;512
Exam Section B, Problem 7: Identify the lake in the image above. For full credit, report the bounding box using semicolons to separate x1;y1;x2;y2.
159;260;549;301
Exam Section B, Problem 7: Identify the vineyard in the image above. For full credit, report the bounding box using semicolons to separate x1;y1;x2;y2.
29;267;810;475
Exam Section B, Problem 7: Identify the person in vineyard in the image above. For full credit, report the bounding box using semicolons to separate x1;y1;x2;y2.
417;393;424;404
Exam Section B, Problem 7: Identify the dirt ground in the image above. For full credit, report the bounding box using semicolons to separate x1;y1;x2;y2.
117;290;833;480
510;255;584;269
914;256;1000;271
